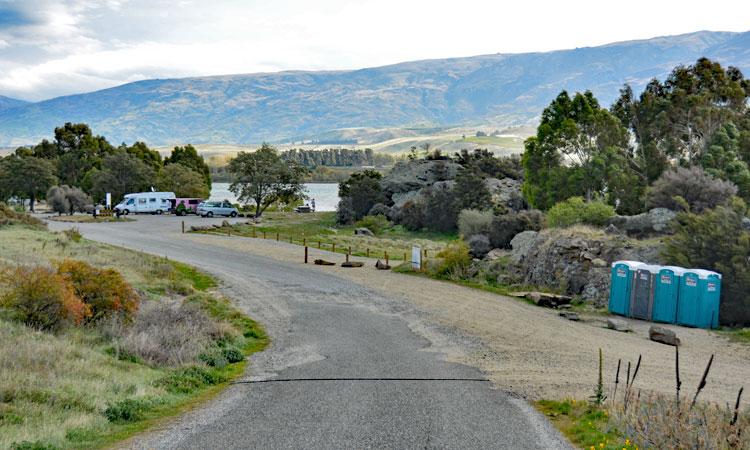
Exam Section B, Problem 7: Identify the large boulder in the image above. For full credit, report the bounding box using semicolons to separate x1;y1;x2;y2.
649;325;680;346
608;208;677;237
467;234;492;258
381;159;462;196
485;177;525;212
508;227;662;307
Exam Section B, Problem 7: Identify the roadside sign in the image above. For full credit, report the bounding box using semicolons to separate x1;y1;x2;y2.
106;192;111;208
411;246;422;271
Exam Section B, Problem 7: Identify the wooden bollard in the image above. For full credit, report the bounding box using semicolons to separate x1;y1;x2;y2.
181;221;184;233
318;241;321;249
263;231;266;239
404;252;407;262
345;253;349;263
385;251;389;266
348;246;351;255
332;243;336;253
304;246;308;264
366;248;370;258
276;232;279;241
303;238;306;246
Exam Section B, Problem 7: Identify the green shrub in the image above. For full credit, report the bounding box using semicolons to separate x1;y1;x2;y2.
11;441;60;450
104;398;152;423
222;346;245;363
547;197;614;228
398;200;425;231
662;198;750;325
199;350;228;368
57;260;140;322
458;209;493;238
647;166;738;212
432;241;472;278
488;210;545;248
354;214;391;235
156;366;227;394
1;266;90;330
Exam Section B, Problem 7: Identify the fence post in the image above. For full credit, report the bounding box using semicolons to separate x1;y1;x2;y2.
181;221;184;234
345;253;349;263
424;248;427;258
366;248;370;258
318;241;321;249
303;238;306;247
289;235;293;244
276;232;279;241
385;251;389;266
305;246;308;264
263;231;266;239
404;251;407;262
332;243;336;253
348;246;351;256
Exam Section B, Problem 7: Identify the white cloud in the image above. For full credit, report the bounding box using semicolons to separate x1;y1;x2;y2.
0;0;748;101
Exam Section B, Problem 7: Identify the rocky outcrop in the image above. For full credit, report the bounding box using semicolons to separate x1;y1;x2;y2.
608;208;677;237
485;177;525;211
508;227;662;307
381;159;462;196
354;227;374;236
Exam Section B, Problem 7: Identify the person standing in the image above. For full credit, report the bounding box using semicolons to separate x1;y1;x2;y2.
311;198;316;211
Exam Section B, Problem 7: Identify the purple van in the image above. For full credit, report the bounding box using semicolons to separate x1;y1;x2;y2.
173;198;203;215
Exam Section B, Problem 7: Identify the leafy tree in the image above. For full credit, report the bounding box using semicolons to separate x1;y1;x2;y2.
89;152;156;203
336;169;385;224
422;184;459;232
122;141;162;171
52;123;114;186
228;144;307;218
522;90;641;211
164;144;211;189
662;198;750;325
700;122;750;200
0;156;57;211
453;167;492;211
158;164;210;198
453;149;523;179
646;166;737;213
546;197;615;228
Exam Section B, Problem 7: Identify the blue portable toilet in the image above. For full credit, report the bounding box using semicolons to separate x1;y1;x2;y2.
630;264;658;320
677;270;701;327
694;269;722;329
652;266;684;324
609;261;642;316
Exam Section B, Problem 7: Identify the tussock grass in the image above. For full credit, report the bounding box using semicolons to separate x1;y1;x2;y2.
211;211;456;261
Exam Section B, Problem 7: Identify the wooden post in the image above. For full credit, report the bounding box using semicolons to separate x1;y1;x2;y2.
385;251;389;266
304;246;308;264
276;232;279;241
424;248;427;257
181;221;184;233
318;241;321;249
348;246;351;256
332;243;336;253
263;231;266;239
404;252;407;262
366;248;370;258
345;253;349;263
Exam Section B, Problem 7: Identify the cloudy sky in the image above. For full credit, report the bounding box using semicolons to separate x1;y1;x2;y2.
0;0;748;101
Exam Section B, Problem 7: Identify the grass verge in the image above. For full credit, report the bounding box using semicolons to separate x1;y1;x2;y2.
535;400;629;450
197;211;457;261
0;225;267;450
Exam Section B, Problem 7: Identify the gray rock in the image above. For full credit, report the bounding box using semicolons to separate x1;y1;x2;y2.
467;234;492;258
604;224;620;234
592;258;607;267
649;325;681;346
742;217;750;231
221;220;231;227
354;227;374;237
607;318;632;332
368;203;391;217
381;159;462;195
509;230;539;264
485;248;506;261
559;311;580;321
609;208;677;237
485;177;525;211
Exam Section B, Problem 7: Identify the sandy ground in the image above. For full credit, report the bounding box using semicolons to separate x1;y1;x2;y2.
182;231;750;405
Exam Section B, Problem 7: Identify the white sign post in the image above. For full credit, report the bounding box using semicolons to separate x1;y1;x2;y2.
411;246;422;271
105;192;112;209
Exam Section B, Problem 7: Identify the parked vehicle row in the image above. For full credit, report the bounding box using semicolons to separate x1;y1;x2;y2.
113;192;239;217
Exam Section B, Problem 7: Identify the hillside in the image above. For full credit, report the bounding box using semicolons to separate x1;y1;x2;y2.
0;30;748;146
0;95;28;112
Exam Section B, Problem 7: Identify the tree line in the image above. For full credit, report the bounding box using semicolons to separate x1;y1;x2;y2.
280;148;394;168
0;123;211;211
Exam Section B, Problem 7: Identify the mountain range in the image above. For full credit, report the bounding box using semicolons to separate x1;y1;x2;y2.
0;30;749;147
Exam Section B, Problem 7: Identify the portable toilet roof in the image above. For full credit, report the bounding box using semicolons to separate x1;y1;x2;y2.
611;260;645;269
638;264;661;274
692;269;722;280
660;265;688;276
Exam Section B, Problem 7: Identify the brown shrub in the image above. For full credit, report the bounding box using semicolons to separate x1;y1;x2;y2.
0;266;90;330
0;203;45;229
56;260;140;323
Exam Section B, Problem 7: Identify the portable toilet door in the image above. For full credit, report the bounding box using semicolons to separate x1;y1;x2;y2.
609;261;640;316
652;266;683;324
630;265;657;320
677;271;701;327
694;270;722;329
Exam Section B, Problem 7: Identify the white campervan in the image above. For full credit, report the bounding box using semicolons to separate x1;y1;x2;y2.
114;192;176;215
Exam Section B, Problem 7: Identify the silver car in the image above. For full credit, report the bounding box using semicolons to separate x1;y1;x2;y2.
197;200;239;218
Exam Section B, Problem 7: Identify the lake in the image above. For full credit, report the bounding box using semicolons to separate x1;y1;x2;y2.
210;182;339;212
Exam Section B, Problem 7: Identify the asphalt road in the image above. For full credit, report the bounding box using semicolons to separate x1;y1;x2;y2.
48;215;569;450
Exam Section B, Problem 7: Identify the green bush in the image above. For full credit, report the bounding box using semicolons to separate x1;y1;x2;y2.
432;241;472;278
662;198;750;325
104;398;152;423
458;209;493;238
199;350;228;368
488;210;545;249
547;197;614;228
354;214;391;235
221;346;245;363
156;366;227;394
11;441;59;450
